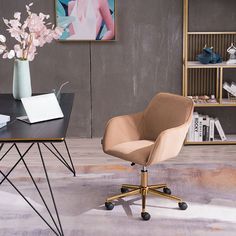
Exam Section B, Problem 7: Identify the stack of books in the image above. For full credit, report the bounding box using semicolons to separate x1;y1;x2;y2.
223;82;236;97
0;114;10;129
187;112;227;142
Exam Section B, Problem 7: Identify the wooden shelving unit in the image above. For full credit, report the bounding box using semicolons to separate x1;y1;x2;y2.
183;0;236;145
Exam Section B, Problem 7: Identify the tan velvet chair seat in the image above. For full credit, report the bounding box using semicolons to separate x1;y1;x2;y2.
103;93;194;166
107;140;155;166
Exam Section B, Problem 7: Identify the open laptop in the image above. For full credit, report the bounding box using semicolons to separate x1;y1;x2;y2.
17;93;64;124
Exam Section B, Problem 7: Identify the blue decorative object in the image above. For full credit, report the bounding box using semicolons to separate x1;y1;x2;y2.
197;47;222;64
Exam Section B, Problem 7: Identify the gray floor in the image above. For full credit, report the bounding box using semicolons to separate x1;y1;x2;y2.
0;139;236;236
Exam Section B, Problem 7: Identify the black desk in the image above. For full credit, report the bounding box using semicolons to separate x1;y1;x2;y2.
0;93;76;236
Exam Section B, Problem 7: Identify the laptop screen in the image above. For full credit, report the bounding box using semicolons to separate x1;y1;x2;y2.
21;93;64;123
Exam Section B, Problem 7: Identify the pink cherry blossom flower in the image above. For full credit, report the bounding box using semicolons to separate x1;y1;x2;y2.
0;35;6;43
9;19;21;28
0;45;6;54
26;5;30;13
28;53;35;61
14;12;21;20
32;38;40;47
14;44;23;58
3;18;9;25
2;52;8;59
7;28;21;42
1;2;63;61
8;50;15;59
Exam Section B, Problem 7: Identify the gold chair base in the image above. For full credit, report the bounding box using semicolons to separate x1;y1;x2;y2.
106;169;185;218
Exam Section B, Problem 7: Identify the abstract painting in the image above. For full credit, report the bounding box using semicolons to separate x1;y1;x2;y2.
56;0;116;41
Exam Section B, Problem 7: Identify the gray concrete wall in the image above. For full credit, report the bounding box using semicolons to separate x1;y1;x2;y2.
0;0;235;137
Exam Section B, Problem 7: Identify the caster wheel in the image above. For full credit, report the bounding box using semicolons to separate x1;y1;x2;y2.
121;187;129;193
105;202;114;210
141;212;151;221
163;187;171;195
178;202;188;210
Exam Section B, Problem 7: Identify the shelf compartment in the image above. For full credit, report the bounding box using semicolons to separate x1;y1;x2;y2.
188;33;236;61
187;68;217;97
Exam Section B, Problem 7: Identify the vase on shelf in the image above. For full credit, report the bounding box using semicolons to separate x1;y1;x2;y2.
13;59;32;100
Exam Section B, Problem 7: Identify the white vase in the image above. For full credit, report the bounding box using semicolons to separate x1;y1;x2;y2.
13;59;32;100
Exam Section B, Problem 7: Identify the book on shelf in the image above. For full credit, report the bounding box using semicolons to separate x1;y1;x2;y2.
187;112;196;141
214;118;227;141
198;115;203;142
187;112;227;142
193;112;199;142
202;115;210;141
223;82;236;97
209;118;215;141
231;82;236;93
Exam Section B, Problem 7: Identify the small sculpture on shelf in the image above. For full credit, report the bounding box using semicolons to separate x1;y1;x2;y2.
187;95;218;104
197;45;222;64
226;43;236;64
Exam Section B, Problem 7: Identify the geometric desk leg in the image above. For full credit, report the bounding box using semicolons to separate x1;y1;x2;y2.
0;143;66;236
0;140;76;183
42;140;76;177
0;143;34;184
37;143;64;236
0;143;4;151
63;140;76;177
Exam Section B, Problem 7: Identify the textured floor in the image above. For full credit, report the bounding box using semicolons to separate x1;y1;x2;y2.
0;139;236;236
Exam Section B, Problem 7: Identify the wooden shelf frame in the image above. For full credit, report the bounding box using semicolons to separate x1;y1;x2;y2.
183;0;236;145
188;61;236;69
188;32;236;35
185;141;236;145
185;135;236;145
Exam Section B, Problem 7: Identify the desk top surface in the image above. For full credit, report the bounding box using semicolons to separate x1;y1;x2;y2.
0;93;74;142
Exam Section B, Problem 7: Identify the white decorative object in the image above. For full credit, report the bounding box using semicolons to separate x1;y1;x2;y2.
226;43;236;64
13;59;32;100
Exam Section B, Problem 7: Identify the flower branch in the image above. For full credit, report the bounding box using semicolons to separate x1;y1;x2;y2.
0;2;63;61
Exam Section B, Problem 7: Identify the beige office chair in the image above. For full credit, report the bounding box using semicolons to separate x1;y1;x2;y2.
102;93;194;220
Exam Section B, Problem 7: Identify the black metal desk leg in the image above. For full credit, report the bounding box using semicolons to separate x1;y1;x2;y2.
0;143;4;152
0;143;34;185
43;142;73;173
43;140;76;177
0;143;65;236
37;143;64;236
0;143;15;162
0;170;61;236
64;140;76;177
14;144;62;235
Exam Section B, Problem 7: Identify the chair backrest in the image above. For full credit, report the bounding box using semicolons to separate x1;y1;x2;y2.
142;93;193;140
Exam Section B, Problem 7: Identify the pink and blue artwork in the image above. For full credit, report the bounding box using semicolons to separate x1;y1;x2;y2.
56;0;116;41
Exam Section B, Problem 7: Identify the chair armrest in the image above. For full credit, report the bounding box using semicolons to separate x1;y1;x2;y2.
146;121;191;166
102;112;144;153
